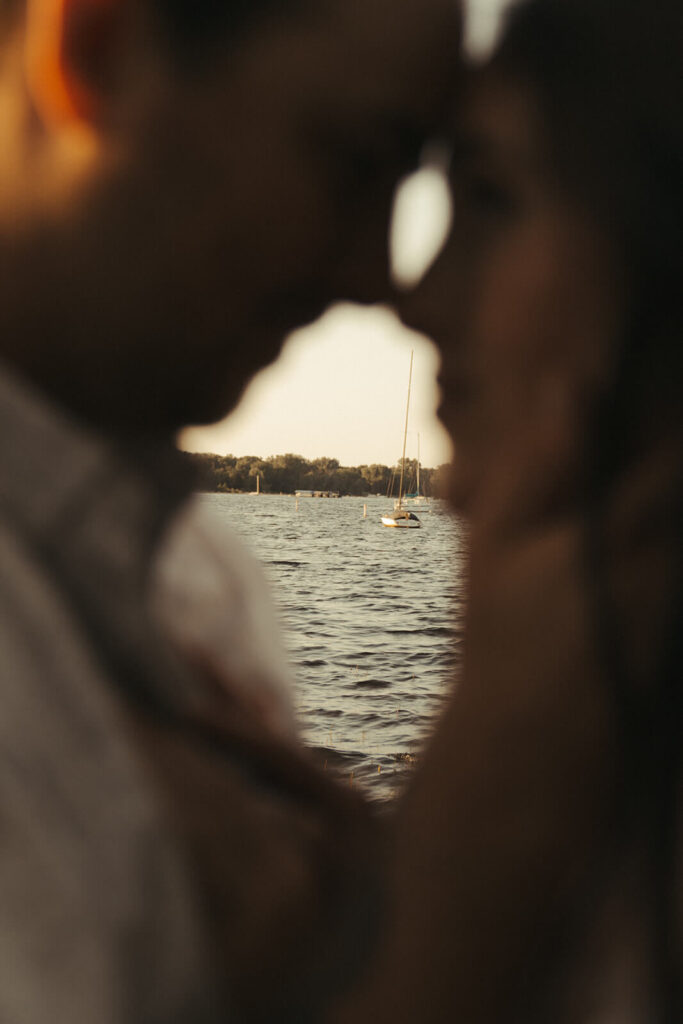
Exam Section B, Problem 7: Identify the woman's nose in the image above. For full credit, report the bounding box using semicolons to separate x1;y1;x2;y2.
390;169;458;341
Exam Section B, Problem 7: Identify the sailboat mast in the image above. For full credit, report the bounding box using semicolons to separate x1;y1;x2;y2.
398;350;413;509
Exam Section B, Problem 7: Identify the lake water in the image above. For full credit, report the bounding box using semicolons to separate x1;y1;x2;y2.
200;493;466;801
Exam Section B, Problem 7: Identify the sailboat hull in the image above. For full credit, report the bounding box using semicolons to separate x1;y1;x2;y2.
381;514;421;528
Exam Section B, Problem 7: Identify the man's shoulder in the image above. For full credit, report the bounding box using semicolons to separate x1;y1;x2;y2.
0;516;224;1024
0;512;158;848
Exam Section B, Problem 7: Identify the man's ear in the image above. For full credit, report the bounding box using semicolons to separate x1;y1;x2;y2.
25;0;123;129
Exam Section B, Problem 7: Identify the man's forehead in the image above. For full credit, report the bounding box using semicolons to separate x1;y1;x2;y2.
324;0;460;81
223;0;460;120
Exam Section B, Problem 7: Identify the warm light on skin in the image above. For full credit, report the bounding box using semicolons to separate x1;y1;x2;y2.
25;0;113;127
26;0;80;123
0;0;117;228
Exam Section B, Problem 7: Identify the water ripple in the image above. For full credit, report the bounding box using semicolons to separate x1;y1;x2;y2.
200;494;464;801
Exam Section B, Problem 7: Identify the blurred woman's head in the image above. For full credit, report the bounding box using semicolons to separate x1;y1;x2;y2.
495;0;682;289
409;0;682;520
485;3;683;1002
406;3;682;1014
492;0;683;455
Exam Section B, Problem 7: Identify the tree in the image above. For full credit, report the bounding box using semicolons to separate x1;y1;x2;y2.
180;452;448;497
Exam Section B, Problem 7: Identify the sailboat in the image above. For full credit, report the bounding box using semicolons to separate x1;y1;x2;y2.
399;433;431;513
382;351;421;529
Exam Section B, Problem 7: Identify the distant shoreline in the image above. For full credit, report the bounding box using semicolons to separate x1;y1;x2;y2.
182;451;449;499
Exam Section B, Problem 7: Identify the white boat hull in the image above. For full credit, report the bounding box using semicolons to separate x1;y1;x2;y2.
381;514;421;529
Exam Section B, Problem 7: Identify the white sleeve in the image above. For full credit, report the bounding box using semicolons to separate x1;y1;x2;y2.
151;496;297;738
0;528;222;1024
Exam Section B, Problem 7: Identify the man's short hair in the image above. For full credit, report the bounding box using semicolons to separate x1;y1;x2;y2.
158;0;288;43
1;0;299;62
157;0;304;65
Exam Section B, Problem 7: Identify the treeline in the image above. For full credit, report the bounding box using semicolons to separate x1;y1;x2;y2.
182;452;450;498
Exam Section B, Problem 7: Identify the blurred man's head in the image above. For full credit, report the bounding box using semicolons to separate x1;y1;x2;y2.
0;0;459;434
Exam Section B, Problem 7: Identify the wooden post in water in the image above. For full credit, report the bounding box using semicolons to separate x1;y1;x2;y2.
363;503;367;518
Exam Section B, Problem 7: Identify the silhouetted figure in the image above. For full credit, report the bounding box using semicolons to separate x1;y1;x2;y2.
0;1;460;1020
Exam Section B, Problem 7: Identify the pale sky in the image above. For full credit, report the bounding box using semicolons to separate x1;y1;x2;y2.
181;0;510;470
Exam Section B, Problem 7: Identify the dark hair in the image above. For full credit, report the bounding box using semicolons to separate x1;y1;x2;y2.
495;0;682;314
493;3;682;1020
0;1;302;60
153;0;304;63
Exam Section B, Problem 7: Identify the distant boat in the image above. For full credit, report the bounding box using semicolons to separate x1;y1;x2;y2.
383;351;421;529
381;509;421;528
295;490;340;498
395;432;431;512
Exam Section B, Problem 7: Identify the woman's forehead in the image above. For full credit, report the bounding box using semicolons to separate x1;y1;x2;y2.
453;71;545;170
